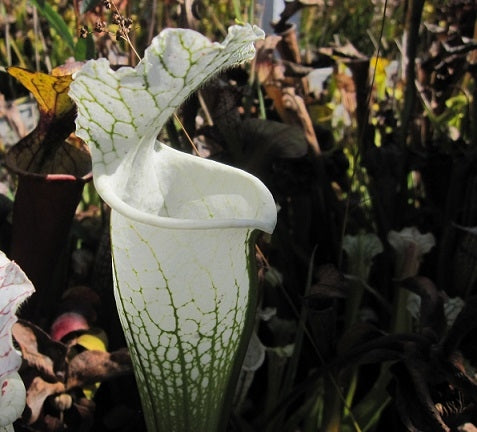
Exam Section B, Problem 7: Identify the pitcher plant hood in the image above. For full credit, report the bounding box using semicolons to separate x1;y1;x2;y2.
69;24;276;233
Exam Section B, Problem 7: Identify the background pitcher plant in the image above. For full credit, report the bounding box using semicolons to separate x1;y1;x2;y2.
0;251;35;432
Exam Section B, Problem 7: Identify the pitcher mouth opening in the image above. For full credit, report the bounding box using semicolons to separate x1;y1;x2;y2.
95;140;277;233
96;175;277;233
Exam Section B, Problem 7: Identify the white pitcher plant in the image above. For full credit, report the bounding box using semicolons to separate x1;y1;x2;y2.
69;25;276;432
0;251;35;431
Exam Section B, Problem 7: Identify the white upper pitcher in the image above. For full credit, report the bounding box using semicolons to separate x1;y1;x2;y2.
70;24;276;432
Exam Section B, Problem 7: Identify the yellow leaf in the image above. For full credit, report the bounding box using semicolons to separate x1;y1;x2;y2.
76;332;108;352
7;67;74;117
75;331;108;400
370;56;389;74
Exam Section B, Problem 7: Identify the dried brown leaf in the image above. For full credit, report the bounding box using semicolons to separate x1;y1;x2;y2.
66;348;132;390
25;376;65;424
12;320;67;381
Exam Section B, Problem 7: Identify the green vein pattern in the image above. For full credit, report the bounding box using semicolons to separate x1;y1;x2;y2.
111;215;254;431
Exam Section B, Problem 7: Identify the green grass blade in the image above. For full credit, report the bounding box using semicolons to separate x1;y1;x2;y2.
29;0;75;51
74;34;96;61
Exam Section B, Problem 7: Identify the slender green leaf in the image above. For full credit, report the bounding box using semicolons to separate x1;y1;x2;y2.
29;0;74;51
344;368;392;432
74;34;96;61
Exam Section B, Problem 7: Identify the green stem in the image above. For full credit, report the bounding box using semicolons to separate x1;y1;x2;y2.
279;247;316;401
264;350;289;432
344;279;365;329
391;285;412;333
232;0;243;21
344;370;359;418
322;375;344;432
